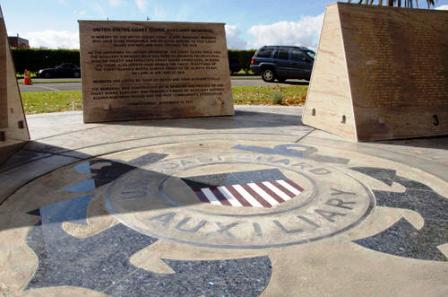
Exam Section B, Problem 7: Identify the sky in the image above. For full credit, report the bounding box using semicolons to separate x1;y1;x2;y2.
2;0;448;50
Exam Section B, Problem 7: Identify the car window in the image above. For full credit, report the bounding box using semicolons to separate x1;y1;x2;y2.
291;50;308;61
305;50;316;59
62;64;76;69
275;49;289;60
256;47;274;58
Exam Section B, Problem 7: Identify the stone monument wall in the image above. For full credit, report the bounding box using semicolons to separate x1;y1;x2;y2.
0;6;30;165
303;3;448;141
79;21;234;123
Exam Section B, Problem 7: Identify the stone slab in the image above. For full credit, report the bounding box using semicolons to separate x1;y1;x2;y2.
79;21;234;123
303;3;448;141
0;5;30;165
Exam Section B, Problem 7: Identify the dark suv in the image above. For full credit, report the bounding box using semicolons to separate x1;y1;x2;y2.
250;46;315;82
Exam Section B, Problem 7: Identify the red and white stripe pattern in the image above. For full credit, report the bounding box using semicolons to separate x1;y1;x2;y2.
193;179;304;208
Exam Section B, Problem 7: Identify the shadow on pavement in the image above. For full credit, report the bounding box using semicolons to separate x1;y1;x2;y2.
378;135;448;150
79;109;303;130
0;145;204;231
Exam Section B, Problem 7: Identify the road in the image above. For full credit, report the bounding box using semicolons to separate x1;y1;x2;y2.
19;78;308;92
20;82;82;92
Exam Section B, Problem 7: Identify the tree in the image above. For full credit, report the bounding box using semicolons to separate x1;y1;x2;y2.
347;0;436;8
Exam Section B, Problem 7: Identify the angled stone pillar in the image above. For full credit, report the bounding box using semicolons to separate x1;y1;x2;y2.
0;6;30;165
303;3;448;141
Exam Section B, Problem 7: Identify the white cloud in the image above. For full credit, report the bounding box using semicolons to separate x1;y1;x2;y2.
247;14;324;50
436;5;448;10
225;25;247;49
22;31;79;49
135;0;148;12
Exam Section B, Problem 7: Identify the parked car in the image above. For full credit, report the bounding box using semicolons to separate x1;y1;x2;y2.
228;57;242;75
38;63;81;78
250;46;315;82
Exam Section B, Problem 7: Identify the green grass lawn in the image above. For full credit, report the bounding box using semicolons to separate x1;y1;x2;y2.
22;85;308;114
22;91;83;114
232;85;308;106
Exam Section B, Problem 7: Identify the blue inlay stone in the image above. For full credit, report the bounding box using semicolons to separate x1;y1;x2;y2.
27;212;272;296
40;195;92;225
353;167;448;262
63;179;96;193
74;162;91;175
27;223;157;291
105;257;271;297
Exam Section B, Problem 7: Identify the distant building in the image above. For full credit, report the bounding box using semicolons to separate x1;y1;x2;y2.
8;35;30;49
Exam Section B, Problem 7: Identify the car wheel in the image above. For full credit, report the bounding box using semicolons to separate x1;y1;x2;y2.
73;72;81;78
261;69;275;82
44;72;51;79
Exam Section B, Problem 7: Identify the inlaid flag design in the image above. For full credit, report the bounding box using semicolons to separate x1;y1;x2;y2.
182;169;304;208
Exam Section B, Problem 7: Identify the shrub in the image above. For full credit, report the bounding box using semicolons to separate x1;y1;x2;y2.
228;49;256;74
11;48;80;73
12;48;257;74
271;91;284;105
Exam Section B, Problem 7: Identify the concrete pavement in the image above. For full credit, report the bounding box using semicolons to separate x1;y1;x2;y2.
0;106;447;296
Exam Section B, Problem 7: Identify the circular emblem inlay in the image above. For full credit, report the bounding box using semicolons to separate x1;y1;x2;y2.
105;142;374;248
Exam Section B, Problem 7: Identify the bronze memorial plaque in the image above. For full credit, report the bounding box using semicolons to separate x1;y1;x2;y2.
79;21;234;123
303;3;448;141
0;5;30;165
